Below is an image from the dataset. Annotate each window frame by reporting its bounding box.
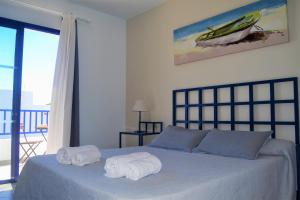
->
[0,16,59,184]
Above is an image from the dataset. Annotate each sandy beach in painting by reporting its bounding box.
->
[174,4,288,65]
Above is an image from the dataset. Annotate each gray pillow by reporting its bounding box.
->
[149,125,208,152]
[193,129,272,159]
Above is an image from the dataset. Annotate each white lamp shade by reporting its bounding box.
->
[132,100,148,112]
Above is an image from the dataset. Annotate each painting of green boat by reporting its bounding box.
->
[173,0,289,65]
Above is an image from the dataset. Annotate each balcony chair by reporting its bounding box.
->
[19,123,44,163]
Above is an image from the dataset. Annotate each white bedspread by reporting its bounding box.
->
[13,146,296,200]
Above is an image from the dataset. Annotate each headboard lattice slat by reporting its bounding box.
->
[173,77,299,143]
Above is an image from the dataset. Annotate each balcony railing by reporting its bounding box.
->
[0,109,49,135]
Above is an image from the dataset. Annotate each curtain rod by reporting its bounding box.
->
[8,0,91,23]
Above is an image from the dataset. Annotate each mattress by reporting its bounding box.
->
[13,146,295,200]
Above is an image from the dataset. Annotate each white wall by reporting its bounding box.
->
[0,0,126,149]
[126,0,300,145]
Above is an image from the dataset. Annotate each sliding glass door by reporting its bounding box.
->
[0,17,59,184]
[19,28,59,166]
[0,23,23,184]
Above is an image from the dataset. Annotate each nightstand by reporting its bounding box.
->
[119,121,163,148]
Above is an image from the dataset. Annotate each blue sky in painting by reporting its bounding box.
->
[174,0,287,40]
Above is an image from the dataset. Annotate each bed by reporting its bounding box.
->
[14,145,295,200]
[13,77,300,200]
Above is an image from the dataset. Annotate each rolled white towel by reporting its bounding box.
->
[56,145,99,165]
[126,154,162,181]
[104,152,151,178]
[71,149,101,166]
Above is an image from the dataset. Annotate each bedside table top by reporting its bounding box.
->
[120,131,160,135]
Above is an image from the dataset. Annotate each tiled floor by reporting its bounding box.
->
[0,184,13,200]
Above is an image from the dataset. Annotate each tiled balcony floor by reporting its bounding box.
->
[0,164,24,181]
[0,135,47,184]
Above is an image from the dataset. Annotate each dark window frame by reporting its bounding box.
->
[0,16,59,184]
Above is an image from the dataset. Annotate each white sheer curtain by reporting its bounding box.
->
[47,14,76,154]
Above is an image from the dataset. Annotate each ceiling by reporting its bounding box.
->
[67,0,167,19]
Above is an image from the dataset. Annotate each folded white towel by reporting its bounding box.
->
[104,152,152,178]
[126,155,162,181]
[104,152,162,180]
[56,145,100,165]
[71,149,101,166]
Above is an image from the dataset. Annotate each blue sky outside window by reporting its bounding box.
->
[0,27,59,106]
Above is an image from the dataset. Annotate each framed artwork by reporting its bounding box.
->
[173,0,289,65]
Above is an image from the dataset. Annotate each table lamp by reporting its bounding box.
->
[132,100,148,132]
